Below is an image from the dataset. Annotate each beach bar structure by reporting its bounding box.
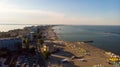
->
[0,38,22,51]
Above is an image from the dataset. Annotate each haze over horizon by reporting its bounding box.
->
[0,0,120,25]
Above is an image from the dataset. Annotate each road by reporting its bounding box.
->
[36,52,47,67]
[35,43,47,67]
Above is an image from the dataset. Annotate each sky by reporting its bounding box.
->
[0,0,120,25]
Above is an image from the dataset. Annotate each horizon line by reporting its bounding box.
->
[0,23,120,26]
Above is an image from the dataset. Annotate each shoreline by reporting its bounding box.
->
[51,26,120,55]
[51,27,108,56]
[51,27,104,52]
[46,26,119,67]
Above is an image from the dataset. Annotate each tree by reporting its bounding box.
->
[38,33,42,39]
[37,39,44,51]
[33,34,37,39]
[23,38,30,50]
[38,39,44,45]
[43,51,51,59]
[29,47,36,54]
[37,27,40,33]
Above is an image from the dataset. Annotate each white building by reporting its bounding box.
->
[0,38,22,51]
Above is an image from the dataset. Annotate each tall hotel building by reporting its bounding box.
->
[0,38,22,51]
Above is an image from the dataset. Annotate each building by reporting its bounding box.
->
[0,38,22,51]
[29,32,34,41]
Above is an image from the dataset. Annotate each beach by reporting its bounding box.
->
[44,26,118,67]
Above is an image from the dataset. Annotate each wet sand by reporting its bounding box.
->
[45,27,117,67]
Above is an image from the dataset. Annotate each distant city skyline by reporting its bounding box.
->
[0,0,120,25]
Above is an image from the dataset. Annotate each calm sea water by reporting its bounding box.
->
[53,25,120,55]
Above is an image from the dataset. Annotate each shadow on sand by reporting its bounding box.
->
[46,50,80,67]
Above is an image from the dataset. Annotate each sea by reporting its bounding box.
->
[53,25,120,55]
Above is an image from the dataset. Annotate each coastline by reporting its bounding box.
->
[51,26,105,52]
[52,26,120,57]
[51,26,120,55]
[46,26,119,67]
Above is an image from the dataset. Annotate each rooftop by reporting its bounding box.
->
[0,37,21,40]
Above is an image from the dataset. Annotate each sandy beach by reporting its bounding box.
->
[44,26,118,67]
